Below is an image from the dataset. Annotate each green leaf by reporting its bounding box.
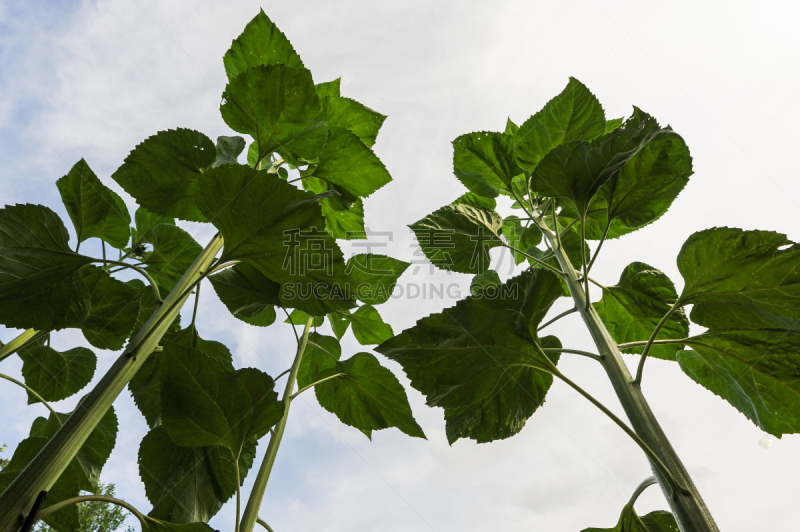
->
[502,216,542,265]
[596,129,692,235]
[309,126,392,199]
[328,310,351,340]
[129,326,232,428]
[139,426,255,524]
[300,174,367,239]
[220,65,327,165]
[223,9,304,80]
[315,78,340,98]
[470,269,501,297]
[19,344,95,403]
[452,131,521,198]
[350,305,394,345]
[160,341,284,454]
[409,204,503,274]
[148,520,220,532]
[314,352,425,439]
[677,228,800,329]
[285,309,324,327]
[582,507,679,532]
[320,95,387,148]
[141,224,203,293]
[209,262,280,327]
[514,77,606,172]
[297,332,341,388]
[679,328,800,437]
[531,108,662,217]
[346,253,408,305]
[195,164,355,315]
[451,192,497,210]
[594,262,689,360]
[504,118,519,135]
[131,206,175,250]
[112,128,215,222]
[0,204,93,330]
[78,266,142,350]
[212,135,246,168]
[604,117,624,134]
[377,269,564,443]
[56,158,131,249]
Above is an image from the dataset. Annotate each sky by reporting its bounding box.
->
[1,0,799,531]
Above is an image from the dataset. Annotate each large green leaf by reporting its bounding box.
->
[308,126,392,200]
[78,266,142,350]
[350,304,394,345]
[409,204,503,274]
[160,341,284,455]
[112,128,215,222]
[195,164,355,315]
[582,507,679,532]
[19,344,95,403]
[220,65,327,165]
[139,426,255,524]
[0,204,93,330]
[594,262,689,361]
[679,328,800,437]
[452,131,521,198]
[209,262,280,327]
[313,352,425,439]
[346,253,408,305]
[129,327,233,428]
[377,269,564,443]
[320,94,387,148]
[677,228,800,329]
[514,77,606,172]
[223,9,304,80]
[531,108,661,217]
[141,224,203,293]
[56,158,131,249]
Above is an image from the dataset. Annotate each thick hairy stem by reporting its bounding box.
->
[239,317,314,532]
[0,234,224,532]
[534,214,719,532]
[36,495,150,531]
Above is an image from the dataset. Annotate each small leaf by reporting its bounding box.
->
[679,328,800,437]
[209,263,280,327]
[131,206,175,248]
[377,269,564,443]
[328,310,351,340]
[503,216,542,265]
[594,262,689,360]
[346,254,408,305]
[56,158,131,249]
[451,192,497,210]
[297,332,341,388]
[514,77,606,172]
[504,118,519,135]
[141,224,203,293]
[315,78,340,98]
[112,128,216,222]
[314,352,425,439]
[220,65,327,165]
[212,135,246,168]
[0,204,93,330]
[139,426,254,524]
[350,305,393,345]
[19,344,96,403]
[453,131,521,198]
[320,95,387,147]
[604,117,624,134]
[409,204,503,274]
[285,309,324,327]
[223,9,304,80]
[309,126,392,199]
[470,269,501,297]
[531,108,662,217]
[301,174,367,239]
[677,228,800,329]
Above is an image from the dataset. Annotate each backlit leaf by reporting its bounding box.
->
[453,131,521,197]
[223,9,304,80]
[19,344,95,403]
[212,135,247,168]
[350,305,393,345]
[320,95,387,147]
[209,262,280,327]
[346,253,408,305]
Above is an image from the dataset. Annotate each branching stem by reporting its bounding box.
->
[93,259,162,304]
[256,518,275,532]
[290,373,345,399]
[629,476,658,508]
[586,220,611,276]
[537,307,577,332]
[541,348,603,362]
[633,301,683,386]
[36,495,150,531]
[503,244,564,278]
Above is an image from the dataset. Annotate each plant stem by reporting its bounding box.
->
[36,495,150,531]
[93,259,162,304]
[503,244,564,277]
[540,348,603,362]
[239,317,314,532]
[629,476,658,508]
[256,518,275,532]
[235,462,241,532]
[0,374,60,421]
[0,329,42,363]
[290,373,345,399]
[190,282,202,329]
[633,301,682,386]
[537,307,577,332]
[533,211,719,532]
[586,220,612,276]
[617,339,688,350]
[0,234,224,532]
